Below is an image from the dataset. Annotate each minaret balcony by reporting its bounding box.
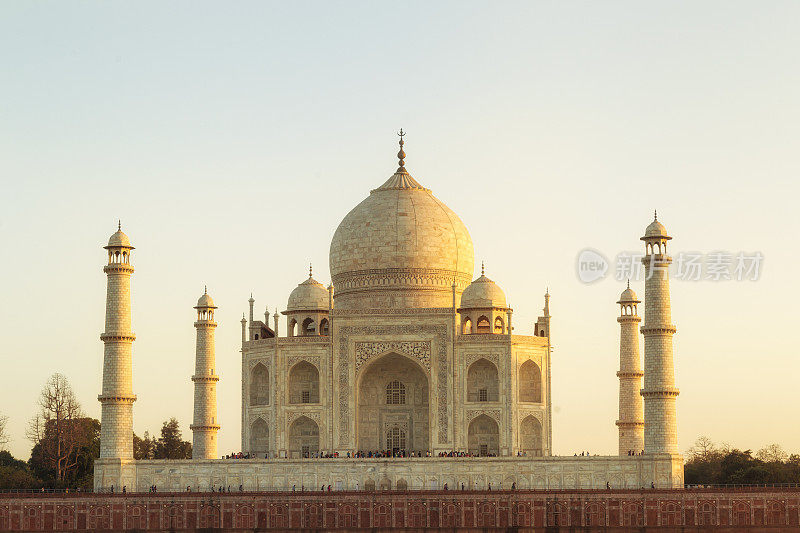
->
[98,393,137,403]
[640,387,680,398]
[639,325,677,335]
[192,374,220,382]
[100,333,136,341]
[103,263,134,274]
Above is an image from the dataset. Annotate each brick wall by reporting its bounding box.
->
[1,488,798,531]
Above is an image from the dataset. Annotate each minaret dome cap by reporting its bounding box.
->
[195,290,217,309]
[641,213,671,241]
[617,286,640,304]
[105,228,134,249]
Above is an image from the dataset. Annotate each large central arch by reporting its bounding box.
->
[356,352,429,453]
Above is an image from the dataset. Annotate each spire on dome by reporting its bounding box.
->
[309,263,313,278]
[481,261,485,276]
[654,209,658,221]
[204,285,207,294]
[627,279,630,289]
[118,220,121,231]
[397,128,406,172]
[373,130,429,192]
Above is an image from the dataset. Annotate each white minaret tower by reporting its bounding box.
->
[99,222,137,459]
[640,212,679,454]
[616,280,644,455]
[190,287,220,459]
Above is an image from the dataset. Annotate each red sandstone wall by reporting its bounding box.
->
[0,488,798,531]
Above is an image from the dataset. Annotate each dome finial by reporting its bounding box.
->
[118,219,121,231]
[204,285,207,294]
[481,261,485,276]
[397,128,406,172]
[627,278,630,289]
[309,263,313,278]
[654,209,658,221]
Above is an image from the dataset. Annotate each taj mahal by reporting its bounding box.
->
[94,134,683,492]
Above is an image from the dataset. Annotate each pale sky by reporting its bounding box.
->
[1,1,799,460]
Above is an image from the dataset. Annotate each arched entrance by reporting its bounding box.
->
[519,415,543,456]
[250,418,268,456]
[288,416,319,458]
[468,414,499,456]
[357,353,429,453]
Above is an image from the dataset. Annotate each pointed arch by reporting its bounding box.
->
[519,415,543,456]
[250,417,268,456]
[462,317,472,334]
[519,360,542,403]
[494,316,504,333]
[467,358,499,402]
[468,414,499,456]
[288,415,319,458]
[250,363,269,406]
[289,361,319,404]
[476,315,491,333]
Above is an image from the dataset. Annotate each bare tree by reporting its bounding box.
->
[756,443,788,463]
[686,436,716,460]
[26,373,86,482]
[0,413,9,449]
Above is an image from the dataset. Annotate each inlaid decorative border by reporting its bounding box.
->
[286,356,320,371]
[355,341,431,374]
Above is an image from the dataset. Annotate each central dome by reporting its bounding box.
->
[329,140,474,309]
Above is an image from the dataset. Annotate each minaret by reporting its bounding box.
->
[98,222,137,459]
[616,280,644,455]
[640,211,679,454]
[248,294,255,340]
[191,287,220,459]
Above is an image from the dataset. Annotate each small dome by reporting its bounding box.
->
[287,276,329,312]
[617,286,639,304]
[460,274,507,309]
[196,291,216,309]
[106,229,133,248]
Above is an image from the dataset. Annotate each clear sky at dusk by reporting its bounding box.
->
[1,1,799,460]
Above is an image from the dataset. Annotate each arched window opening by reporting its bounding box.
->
[386,380,406,405]
[467,414,499,456]
[288,319,297,337]
[539,329,545,337]
[250,418,268,456]
[519,360,542,403]
[319,318,329,335]
[302,318,316,336]
[519,415,543,456]
[462,317,472,335]
[288,416,319,458]
[476,316,491,334]
[494,316,504,333]
[467,359,499,402]
[386,426,406,454]
[289,361,319,404]
[250,363,269,406]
